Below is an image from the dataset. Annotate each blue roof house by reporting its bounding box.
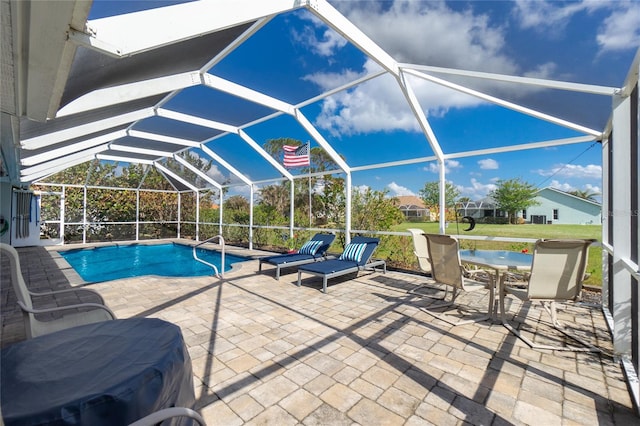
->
[524,187,601,225]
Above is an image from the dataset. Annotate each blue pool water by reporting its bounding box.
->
[59,243,248,282]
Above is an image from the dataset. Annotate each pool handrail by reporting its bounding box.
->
[193,235,225,278]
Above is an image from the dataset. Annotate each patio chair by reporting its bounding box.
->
[259,233,335,280]
[407,228,431,274]
[499,239,599,352]
[420,234,494,326]
[0,243,116,339]
[296,236,386,293]
[408,229,488,298]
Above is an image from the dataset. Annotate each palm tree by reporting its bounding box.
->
[569,189,600,202]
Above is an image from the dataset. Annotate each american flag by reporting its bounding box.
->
[283,143,310,168]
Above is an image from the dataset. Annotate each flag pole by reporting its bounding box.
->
[307,141,312,227]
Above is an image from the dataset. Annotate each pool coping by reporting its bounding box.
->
[47,238,273,286]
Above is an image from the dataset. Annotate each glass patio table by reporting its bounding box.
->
[459,249,533,318]
[459,249,533,272]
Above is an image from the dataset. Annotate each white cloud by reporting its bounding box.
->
[424,160,462,174]
[387,182,415,196]
[584,183,601,194]
[305,1,523,135]
[478,158,499,170]
[513,0,588,32]
[312,67,423,136]
[204,164,227,184]
[354,184,370,195]
[341,1,518,73]
[534,163,602,179]
[513,0,640,53]
[549,180,575,192]
[291,15,347,57]
[458,178,497,200]
[597,4,640,52]
[302,1,639,136]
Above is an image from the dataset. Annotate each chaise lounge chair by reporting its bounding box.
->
[296,236,386,293]
[0,242,116,338]
[259,233,335,280]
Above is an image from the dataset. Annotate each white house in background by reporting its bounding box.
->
[524,187,601,225]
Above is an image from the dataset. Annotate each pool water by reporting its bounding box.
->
[59,243,247,282]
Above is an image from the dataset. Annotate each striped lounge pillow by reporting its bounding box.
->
[339,243,367,262]
[298,240,322,255]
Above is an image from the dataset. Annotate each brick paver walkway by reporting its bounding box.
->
[1,242,637,425]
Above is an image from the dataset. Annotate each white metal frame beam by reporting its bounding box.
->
[238,130,294,180]
[203,73,295,114]
[399,63,620,96]
[108,144,175,159]
[21,145,107,178]
[57,72,202,117]
[154,162,198,192]
[127,130,202,148]
[20,129,127,167]
[70,0,307,57]
[173,154,223,190]
[609,92,633,357]
[308,0,398,75]
[21,108,155,150]
[200,144,252,187]
[21,154,96,183]
[403,68,603,138]
[96,154,154,165]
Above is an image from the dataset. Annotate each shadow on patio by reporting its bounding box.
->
[1,245,637,425]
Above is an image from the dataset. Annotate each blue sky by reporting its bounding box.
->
[89,1,640,202]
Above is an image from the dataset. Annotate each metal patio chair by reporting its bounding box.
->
[0,243,116,338]
[420,234,494,326]
[498,239,599,352]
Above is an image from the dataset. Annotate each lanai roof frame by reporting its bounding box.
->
[2,3,640,411]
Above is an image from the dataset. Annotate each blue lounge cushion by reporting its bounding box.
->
[298,240,322,255]
[339,243,367,262]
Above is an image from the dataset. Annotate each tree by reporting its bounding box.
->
[317,175,346,229]
[352,189,404,232]
[489,178,540,224]
[259,184,290,217]
[569,189,600,202]
[418,181,460,220]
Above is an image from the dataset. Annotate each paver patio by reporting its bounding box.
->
[1,242,637,425]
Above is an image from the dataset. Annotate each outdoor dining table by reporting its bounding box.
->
[459,249,533,317]
[1,317,195,426]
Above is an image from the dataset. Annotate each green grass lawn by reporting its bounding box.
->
[391,222,603,286]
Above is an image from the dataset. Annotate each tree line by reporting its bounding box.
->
[34,137,599,244]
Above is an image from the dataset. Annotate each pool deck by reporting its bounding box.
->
[1,241,637,425]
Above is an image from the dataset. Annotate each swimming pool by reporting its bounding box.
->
[59,243,248,282]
